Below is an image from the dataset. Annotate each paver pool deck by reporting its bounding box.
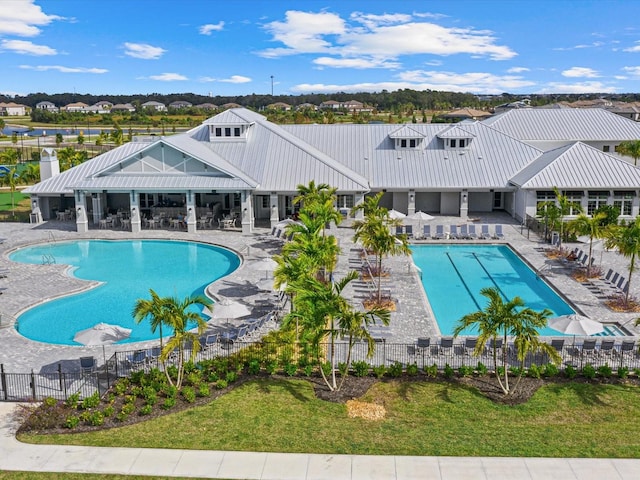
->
[0,215,638,479]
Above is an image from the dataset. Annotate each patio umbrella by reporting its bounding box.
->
[548,314,604,336]
[73,322,132,346]
[204,297,251,326]
[387,209,406,220]
[407,210,435,230]
[246,257,278,273]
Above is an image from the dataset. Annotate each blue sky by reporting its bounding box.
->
[1,0,640,97]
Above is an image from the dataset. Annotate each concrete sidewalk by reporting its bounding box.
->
[1,404,638,479]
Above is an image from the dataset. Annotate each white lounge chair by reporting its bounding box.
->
[449,225,460,239]
[494,224,505,239]
[480,224,491,239]
[468,224,478,239]
[459,224,469,239]
[422,224,431,239]
[433,225,445,239]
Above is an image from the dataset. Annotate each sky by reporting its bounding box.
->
[1,0,640,97]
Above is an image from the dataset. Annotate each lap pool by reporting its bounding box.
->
[410,244,575,336]
[10,240,240,345]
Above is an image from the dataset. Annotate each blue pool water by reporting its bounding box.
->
[410,245,575,336]
[10,240,240,345]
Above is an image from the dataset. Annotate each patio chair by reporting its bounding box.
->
[488,337,503,355]
[467,224,478,239]
[598,339,616,359]
[494,224,505,239]
[433,225,445,239]
[79,356,96,375]
[439,337,454,355]
[127,350,147,370]
[601,268,613,284]
[618,340,636,361]
[147,346,162,366]
[580,339,597,358]
[449,225,460,239]
[200,334,219,350]
[405,225,413,239]
[459,224,469,239]
[464,337,477,355]
[608,272,620,289]
[480,224,491,239]
[416,337,431,354]
[550,339,565,360]
[422,224,431,239]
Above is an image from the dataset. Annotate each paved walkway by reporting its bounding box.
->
[1,402,639,479]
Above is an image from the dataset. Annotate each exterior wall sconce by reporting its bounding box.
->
[409,194,414,202]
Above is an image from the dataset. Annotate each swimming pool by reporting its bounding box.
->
[410,244,575,336]
[10,240,240,345]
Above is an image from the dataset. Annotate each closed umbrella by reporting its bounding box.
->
[73,322,132,345]
[548,314,604,336]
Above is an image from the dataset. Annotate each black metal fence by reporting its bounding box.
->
[3,338,639,402]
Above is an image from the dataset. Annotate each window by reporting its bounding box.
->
[409,139,416,148]
[603,145,610,153]
[613,191,634,216]
[233,193,241,208]
[400,139,407,148]
[224,127,231,137]
[450,139,457,148]
[215,127,222,137]
[261,196,270,209]
[564,191,583,215]
[587,191,609,215]
[536,191,555,213]
[459,139,466,148]
[234,127,241,137]
[337,194,354,209]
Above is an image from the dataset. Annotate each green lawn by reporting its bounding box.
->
[0,190,29,210]
[20,378,640,458]
[0,474,208,480]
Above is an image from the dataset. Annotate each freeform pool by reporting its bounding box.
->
[10,240,240,345]
[410,244,575,336]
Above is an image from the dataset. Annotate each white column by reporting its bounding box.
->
[269,192,279,229]
[130,191,141,233]
[91,194,103,225]
[74,191,88,233]
[242,191,253,235]
[354,192,365,219]
[186,190,196,233]
[460,190,468,220]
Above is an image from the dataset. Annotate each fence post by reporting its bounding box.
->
[1,364,6,401]
[58,364,63,391]
[30,370,36,401]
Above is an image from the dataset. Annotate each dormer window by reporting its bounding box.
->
[437,125,475,151]
[389,126,425,150]
[210,123,249,140]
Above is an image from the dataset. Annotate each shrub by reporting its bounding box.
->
[597,363,612,378]
[162,397,176,410]
[321,362,332,378]
[443,364,454,379]
[266,360,279,375]
[139,404,153,416]
[163,385,178,399]
[338,362,349,376]
[283,362,297,377]
[565,364,577,379]
[248,359,261,375]
[527,364,542,379]
[406,363,419,376]
[64,415,79,429]
[225,371,238,383]
[186,371,202,387]
[207,371,219,383]
[215,379,228,390]
[103,405,114,418]
[424,363,438,378]
[198,384,210,397]
[166,365,179,380]
[634,368,640,377]
[121,403,136,415]
[113,379,129,396]
[372,365,386,379]
[388,362,403,378]
[458,365,474,377]
[618,366,629,379]
[181,386,196,403]
[81,392,100,410]
[582,364,596,380]
[130,370,145,385]
[43,397,57,408]
[303,364,314,377]
[475,362,488,376]
[88,411,104,426]
[352,361,369,377]
[142,386,157,406]
[130,386,143,397]
[509,366,524,377]
[116,412,128,422]
[543,363,559,378]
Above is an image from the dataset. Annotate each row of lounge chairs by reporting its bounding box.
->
[398,223,505,240]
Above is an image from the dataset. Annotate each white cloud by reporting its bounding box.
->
[291,70,535,95]
[199,22,225,35]
[623,42,640,52]
[507,66,530,73]
[19,64,107,73]
[258,10,516,64]
[220,75,251,83]
[0,0,63,37]
[147,72,188,81]
[561,67,600,78]
[536,82,617,94]
[0,39,56,55]
[554,41,605,51]
[123,42,166,60]
[622,66,640,77]
[313,56,401,69]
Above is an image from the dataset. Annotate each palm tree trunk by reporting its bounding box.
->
[625,252,636,306]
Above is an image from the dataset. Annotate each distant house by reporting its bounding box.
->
[0,102,28,116]
[35,101,58,112]
[440,108,493,121]
[110,103,135,113]
[319,100,340,110]
[267,102,291,111]
[195,103,217,111]
[169,101,192,109]
[222,102,241,109]
[63,102,89,113]
[320,99,372,113]
[142,101,167,112]
[493,99,531,114]
[296,103,318,111]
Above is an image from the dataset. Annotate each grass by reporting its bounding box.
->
[0,474,210,480]
[20,377,640,458]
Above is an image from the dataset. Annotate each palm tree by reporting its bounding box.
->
[453,287,560,396]
[604,217,640,306]
[132,290,208,388]
[0,166,23,218]
[294,181,341,236]
[553,187,582,247]
[568,212,606,276]
[20,163,39,184]
[617,140,640,166]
